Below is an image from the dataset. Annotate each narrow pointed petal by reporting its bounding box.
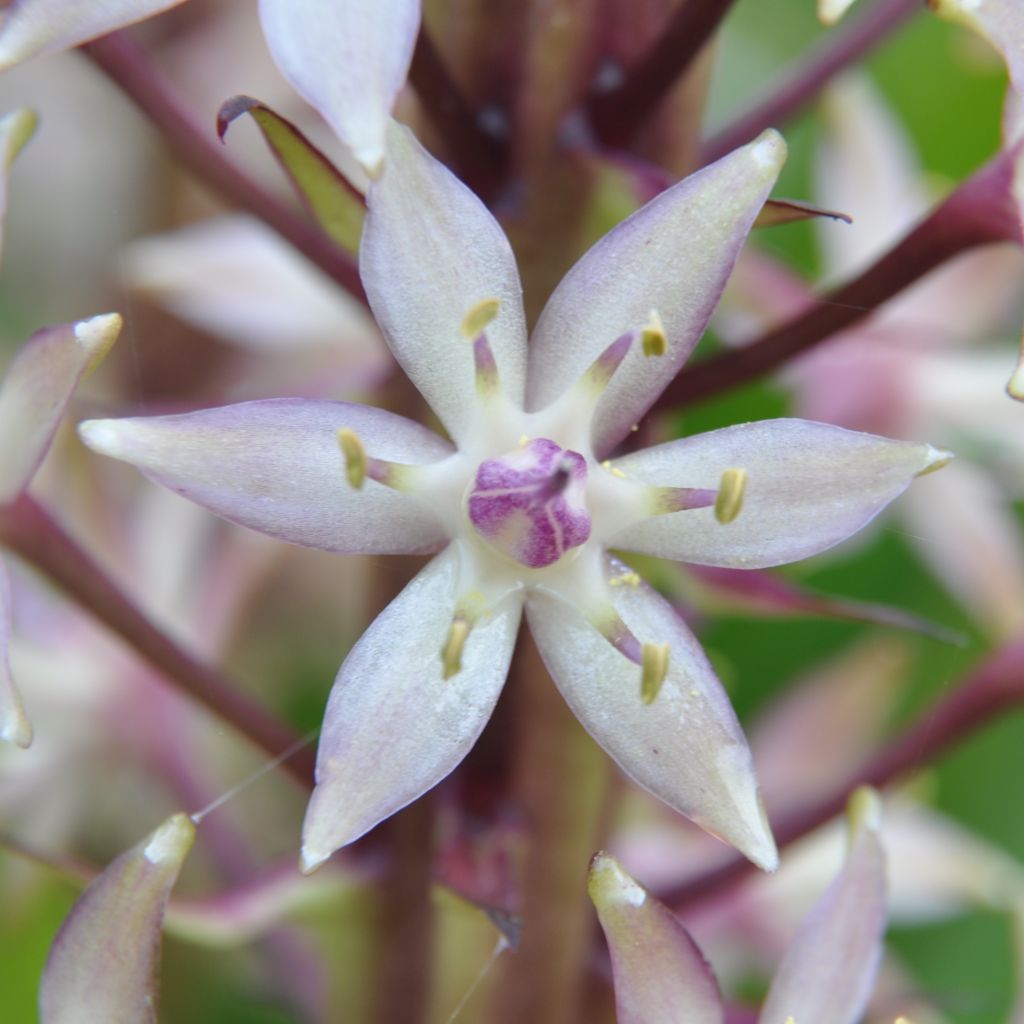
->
[589,853,725,1024]
[527,558,777,870]
[526,131,786,455]
[39,813,196,1024]
[301,548,522,870]
[361,122,528,442]
[258,0,420,179]
[0,1,186,69]
[0,557,31,747]
[79,399,453,555]
[759,790,887,1024]
[610,419,950,569]
[0,108,36,267]
[0,313,121,503]
[217,96,364,253]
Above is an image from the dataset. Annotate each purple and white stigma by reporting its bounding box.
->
[467,438,591,568]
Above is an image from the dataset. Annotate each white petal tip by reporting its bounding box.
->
[77,419,122,456]
[74,313,122,374]
[1007,365,1024,401]
[916,445,955,477]
[589,853,648,907]
[142,814,195,865]
[355,141,386,182]
[750,129,787,171]
[299,846,330,875]
[817,0,857,25]
[1,716,32,748]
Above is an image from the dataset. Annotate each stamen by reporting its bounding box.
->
[641,310,667,357]
[714,467,748,524]
[441,617,470,679]
[584,331,634,392]
[650,485,717,515]
[460,298,501,340]
[338,428,367,489]
[336,428,416,491]
[641,643,670,704]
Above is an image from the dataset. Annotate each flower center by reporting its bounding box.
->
[467,438,591,569]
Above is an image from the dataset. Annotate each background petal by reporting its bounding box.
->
[527,558,777,870]
[610,418,948,569]
[79,398,453,555]
[39,813,195,1024]
[301,547,522,869]
[759,790,887,1024]
[526,130,786,455]
[589,852,725,1024]
[361,122,528,443]
[0,313,121,503]
[0,0,186,69]
[0,556,31,747]
[258,0,420,178]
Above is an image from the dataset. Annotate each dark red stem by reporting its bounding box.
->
[588,0,738,148]
[82,32,366,305]
[0,494,315,786]
[658,145,1024,408]
[662,634,1024,910]
[702,0,920,164]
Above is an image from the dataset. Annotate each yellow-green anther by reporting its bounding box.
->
[460,298,501,340]
[337,428,367,489]
[641,310,667,358]
[640,642,670,704]
[714,467,748,524]
[1008,339,1024,401]
[441,618,470,679]
[845,785,881,847]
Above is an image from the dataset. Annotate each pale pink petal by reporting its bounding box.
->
[589,852,725,1024]
[0,0,186,69]
[899,460,1024,639]
[0,108,36,268]
[258,0,420,178]
[301,547,523,870]
[527,558,777,870]
[0,556,31,747]
[526,130,786,456]
[610,419,950,569]
[360,122,528,443]
[39,813,195,1024]
[759,789,886,1024]
[79,399,453,555]
[815,75,925,281]
[0,313,121,503]
[930,0,1024,142]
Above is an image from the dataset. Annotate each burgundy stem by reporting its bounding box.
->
[662,634,1024,911]
[701,0,919,164]
[0,494,315,787]
[658,145,1024,408]
[588,0,738,148]
[408,27,505,197]
[82,32,366,305]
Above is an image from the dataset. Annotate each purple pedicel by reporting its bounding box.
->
[468,438,591,568]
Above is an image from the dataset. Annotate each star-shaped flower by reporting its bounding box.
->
[80,122,949,874]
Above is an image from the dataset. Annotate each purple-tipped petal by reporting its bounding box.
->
[0,313,121,503]
[759,788,887,1024]
[0,556,31,747]
[527,557,777,870]
[258,0,420,179]
[526,131,786,455]
[39,813,196,1024]
[79,399,453,555]
[361,122,528,443]
[589,852,725,1024]
[0,0,186,69]
[610,419,951,569]
[0,108,36,267]
[301,547,523,871]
